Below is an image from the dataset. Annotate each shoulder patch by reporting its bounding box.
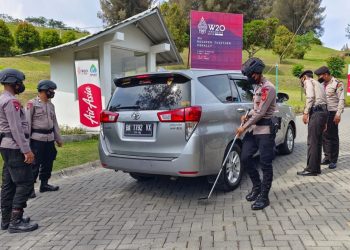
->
[26,101,33,109]
[337,82,343,88]
[12,100,21,111]
[261,87,269,101]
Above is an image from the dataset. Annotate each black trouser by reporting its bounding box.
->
[31,140,57,182]
[0,149,33,210]
[241,132,275,194]
[323,111,339,163]
[306,110,328,173]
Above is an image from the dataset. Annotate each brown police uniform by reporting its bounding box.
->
[303,78,328,173]
[322,77,345,164]
[0,90,33,211]
[241,77,277,201]
[26,97,62,183]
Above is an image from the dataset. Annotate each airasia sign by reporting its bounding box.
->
[75,60,102,128]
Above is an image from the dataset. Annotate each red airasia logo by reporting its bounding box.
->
[77,83,102,127]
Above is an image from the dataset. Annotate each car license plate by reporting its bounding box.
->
[124,123,153,137]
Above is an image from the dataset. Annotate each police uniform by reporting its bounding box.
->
[0,68,38,233]
[240,57,277,210]
[315,67,345,168]
[297,70,328,176]
[26,81,62,193]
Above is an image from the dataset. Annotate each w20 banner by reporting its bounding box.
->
[190,10,243,70]
[75,60,103,128]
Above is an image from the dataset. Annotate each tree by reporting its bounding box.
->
[0,20,14,56]
[271,0,325,36]
[62,30,77,43]
[160,2,189,53]
[15,22,41,53]
[326,56,345,78]
[25,16,47,27]
[98,0,153,25]
[41,30,61,49]
[272,25,295,63]
[292,64,304,78]
[292,31,314,59]
[243,18,279,58]
[346,24,350,40]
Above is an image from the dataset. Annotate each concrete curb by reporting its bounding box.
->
[50,160,102,181]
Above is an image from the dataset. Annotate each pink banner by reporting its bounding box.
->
[190,10,243,70]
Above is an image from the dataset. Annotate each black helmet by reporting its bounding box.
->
[37,80,57,91]
[242,57,265,77]
[0,68,25,84]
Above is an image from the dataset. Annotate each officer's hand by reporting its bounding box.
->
[56,141,63,147]
[334,115,341,125]
[302,114,309,124]
[240,115,248,124]
[24,151,35,164]
[235,126,246,137]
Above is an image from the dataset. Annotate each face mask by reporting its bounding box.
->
[300,78,305,88]
[247,75,258,85]
[14,82,25,94]
[46,90,55,99]
[318,77,325,83]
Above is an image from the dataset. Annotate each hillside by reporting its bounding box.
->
[0,45,348,111]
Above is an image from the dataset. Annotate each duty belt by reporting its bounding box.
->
[256,118,271,126]
[311,104,327,112]
[32,128,54,134]
[0,132,29,139]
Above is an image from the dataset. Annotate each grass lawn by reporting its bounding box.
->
[0,138,100,181]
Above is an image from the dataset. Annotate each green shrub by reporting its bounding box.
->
[326,56,345,78]
[0,20,14,56]
[61,30,77,43]
[59,125,86,135]
[41,29,61,49]
[292,64,304,78]
[15,22,41,53]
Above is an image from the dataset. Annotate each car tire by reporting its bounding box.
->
[129,172,154,182]
[217,143,243,192]
[278,124,295,155]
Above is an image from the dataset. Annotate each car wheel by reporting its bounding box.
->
[278,124,294,155]
[129,172,154,182]
[217,143,243,191]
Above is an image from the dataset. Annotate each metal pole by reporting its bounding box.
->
[275,63,279,95]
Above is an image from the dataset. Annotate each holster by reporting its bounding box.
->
[270,116,281,134]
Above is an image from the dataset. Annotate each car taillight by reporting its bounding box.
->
[100,110,119,123]
[158,106,202,140]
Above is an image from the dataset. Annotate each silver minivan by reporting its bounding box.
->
[99,70,296,191]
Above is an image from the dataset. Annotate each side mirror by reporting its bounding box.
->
[277,92,289,103]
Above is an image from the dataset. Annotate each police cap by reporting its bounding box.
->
[37,80,57,91]
[242,57,265,77]
[299,70,313,79]
[314,66,330,76]
[0,68,25,84]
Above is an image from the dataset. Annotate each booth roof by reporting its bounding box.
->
[20,7,183,66]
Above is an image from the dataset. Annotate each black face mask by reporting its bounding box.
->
[318,77,325,83]
[46,90,55,99]
[247,76,258,85]
[14,82,25,94]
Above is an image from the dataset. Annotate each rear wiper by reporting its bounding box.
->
[110,105,141,111]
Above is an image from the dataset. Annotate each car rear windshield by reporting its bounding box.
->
[109,74,191,111]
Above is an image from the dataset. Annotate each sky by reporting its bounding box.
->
[0,0,349,51]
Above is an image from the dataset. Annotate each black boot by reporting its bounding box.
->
[1,208,11,230]
[8,209,38,233]
[251,191,270,210]
[246,185,261,202]
[29,188,36,199]
[40,180,59,192]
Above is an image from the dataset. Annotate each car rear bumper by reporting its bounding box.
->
[98,134,204,177]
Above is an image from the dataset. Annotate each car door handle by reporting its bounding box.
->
[236,108,245,113]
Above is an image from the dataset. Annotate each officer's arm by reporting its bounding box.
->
[304,80,315,114]
[243,86,276,130]
[25,100,34,136]
[336,82,345,116]
[4,100,31,153]
[52,106,62,143]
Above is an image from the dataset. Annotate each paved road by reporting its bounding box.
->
[1,110,350,250]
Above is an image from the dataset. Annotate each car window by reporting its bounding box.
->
[109,77,191,111]
[198,74,239,103]
[234,79,255,102]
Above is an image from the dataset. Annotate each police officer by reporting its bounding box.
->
[314,66,345,169]
[26,80,63,198]
[0,68,38,233]
[236,58,277,210]
[297,70,328,176]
